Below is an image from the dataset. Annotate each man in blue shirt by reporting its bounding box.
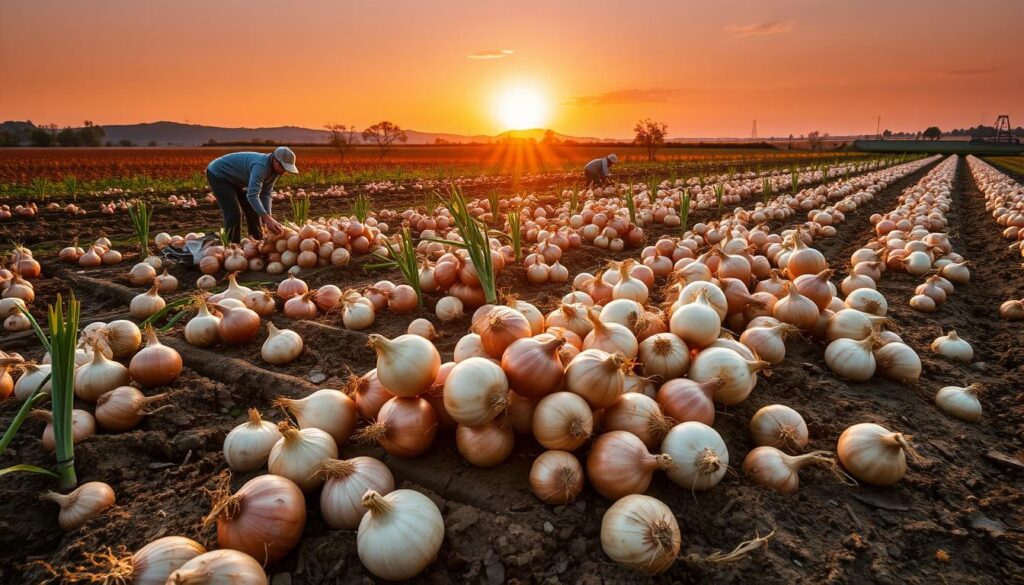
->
[584,153,617,188]
[205,147,298,242]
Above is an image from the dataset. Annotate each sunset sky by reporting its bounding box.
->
[2,0,1021,139]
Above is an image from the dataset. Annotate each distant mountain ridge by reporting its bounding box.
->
[0,120,605,146]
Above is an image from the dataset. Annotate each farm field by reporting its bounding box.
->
[0,145,862,196]
[1,149,1022,585]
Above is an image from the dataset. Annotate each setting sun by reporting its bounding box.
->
[495,85,549,131]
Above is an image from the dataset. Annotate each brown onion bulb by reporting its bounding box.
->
[456,420,515,467]
[500,336,565,399]
[41,481,115,530]
[749,404,809,452]
[655,378,719,426]
[357,396,438,457]
[345,369,394,420]
[95,386,167,432]
[532,392,593,450]
[473,305,532,359]
[587,430,673,500]
[603,393,674,450]
[129,327,183,388]
[215,304,261,345]
[529,450,584,504]
[209,474,306,564]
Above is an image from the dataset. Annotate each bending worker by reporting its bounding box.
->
[584,153,618,187]
[205,147,299,243]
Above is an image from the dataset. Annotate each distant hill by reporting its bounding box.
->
[0,120,605,146]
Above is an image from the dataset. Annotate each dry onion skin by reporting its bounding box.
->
[934,383,983,422]
[40,481,116,530]
[532,392,594,451]
[318,457,396,530]
[207,474,306,565]
[273,388,357,446]
[223,409,282,473]
[660,421,729,491]
[368,333,441,397]
[586,430,672,500]
[268,421,339,492]
[600,494,681,575]
[167,549,266,585]
[129,536,207,585]
[529,450,585,504]
[455,420,515,467]
[743,447,847,494]
[837,423,918,486]
[357,489,445,581]
[748,404,809,452]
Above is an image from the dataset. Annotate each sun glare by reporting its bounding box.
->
[495,85,548,131]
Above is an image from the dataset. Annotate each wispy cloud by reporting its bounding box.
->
[569,88,682,106]
[726,21,795,37]
[467,49,514,60]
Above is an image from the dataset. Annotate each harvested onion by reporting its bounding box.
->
[129,327,182,388]
[660,421,728,491]
[167,549,266,585]
[41,481,115,530]
[837,422,916,486]
[600,494,680,575]
[743,447,845,493]
[587,430,672,500]
[935,383,983,422]
[318,457,395,530]
[223,409,282,472]
[268,421,338,491]
[208,474,305,564]
[529,450,584,504]
[368,333,440,397]
[358,489,444,581]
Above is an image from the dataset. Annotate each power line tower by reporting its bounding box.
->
[875,116,881,139]
[993,115,1018,144]
[750,120,758,142]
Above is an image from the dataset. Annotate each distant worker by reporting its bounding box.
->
[584,153,618,188]
[205,147,299,243]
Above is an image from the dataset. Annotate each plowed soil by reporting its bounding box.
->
[1,156,1022,585]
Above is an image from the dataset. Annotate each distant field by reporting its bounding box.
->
[0,144,859,195]
[987,156,1024,177]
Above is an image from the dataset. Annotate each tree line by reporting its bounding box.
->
[0,121,118,147]
[879,124,1024,141]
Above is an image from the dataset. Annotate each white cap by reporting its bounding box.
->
[274,146,299,173]
[608,153,619,163]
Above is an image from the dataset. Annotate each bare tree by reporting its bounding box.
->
[633,119,668,161]
[324,123,359,162]
[362,121,407,157]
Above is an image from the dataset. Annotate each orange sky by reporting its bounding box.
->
[2,0,1021,138]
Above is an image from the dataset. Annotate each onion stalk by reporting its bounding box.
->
[436,185,498,304]
[6,295,80,487]
[367,227,423,306]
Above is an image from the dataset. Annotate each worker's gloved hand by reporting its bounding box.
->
[261,215,284,235]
